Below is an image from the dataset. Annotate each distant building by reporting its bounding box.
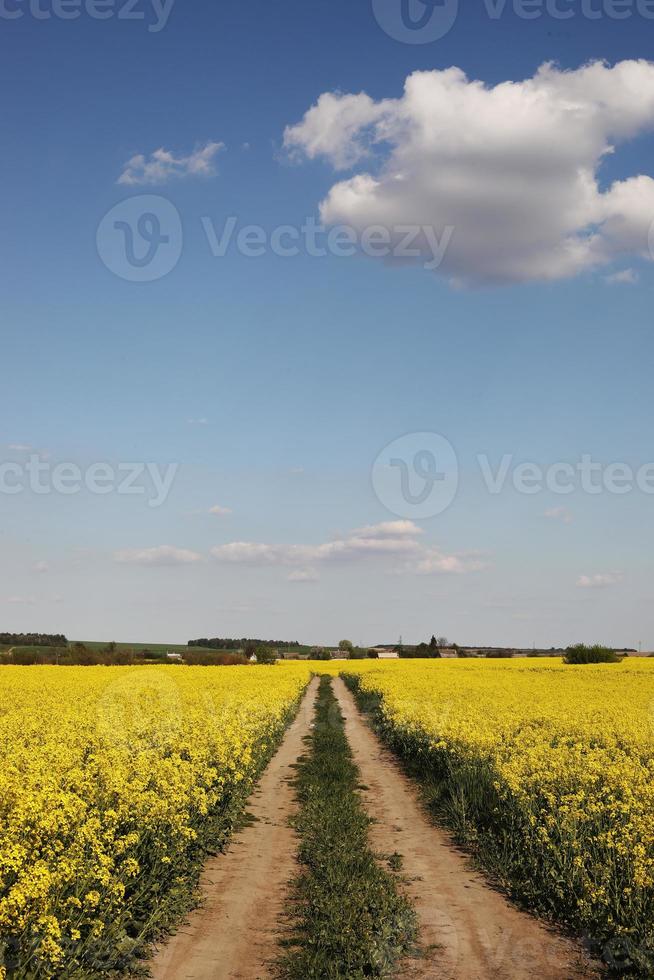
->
[370,648,399,659]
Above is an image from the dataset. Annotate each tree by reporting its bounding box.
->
[563,644,622,665]
[253,645,277,665]
[338,639,354,653]
[426,636,442,659]
[311,646,332,661]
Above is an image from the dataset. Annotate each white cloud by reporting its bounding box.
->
[605,268,639,285]
[5,595,36,605]
[118,141,224,186]
[32,561,49,573]
[210,523,481,577]
[351,520,423,538]
[285,91,385,169]
[285,60,654,286]
[209,504,232,516]
[114,545,203,566]
[210,542,282,564]
[187,417,209,425]
[210,535,420,565]
[544,507,573,524]
[288,568,320,582]
[413,549,487,575]
[315,536,421,559]
[8,443,32,452]
[577,572,623,589]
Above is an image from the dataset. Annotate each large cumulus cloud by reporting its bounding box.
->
[284,60,654,285]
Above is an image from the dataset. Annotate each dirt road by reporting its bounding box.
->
[148,677,319,980]
[332,677,599,980]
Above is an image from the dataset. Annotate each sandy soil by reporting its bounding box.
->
[147,677,319,980]
[332,677,600,980]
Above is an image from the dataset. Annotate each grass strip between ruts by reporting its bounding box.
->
[279,675,416,979]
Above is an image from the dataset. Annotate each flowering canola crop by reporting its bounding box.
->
[0,665,310,977]
[344,658,654,971]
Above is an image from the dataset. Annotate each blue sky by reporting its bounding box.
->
[1,0,653,646]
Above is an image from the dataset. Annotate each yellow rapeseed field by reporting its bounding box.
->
[0,665,311,978]
[3,658,653,975]
[341,657,654,971]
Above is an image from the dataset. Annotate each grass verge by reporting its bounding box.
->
[279,676,416,979]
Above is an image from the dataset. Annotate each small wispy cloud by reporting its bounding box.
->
[114,545,203,566]
[32,561,49,574]
[8,443,32,452]
[577,572,623,589]
[288,568,319,582]
[5,595,36,605]
[413,549,487,575]
[544,506,573,524]
[351,520,423,539]
[187,417,209,426]
[605,268,639,285]
[118,141,224,186]
[209,504,232,516]
[210,542,284,564]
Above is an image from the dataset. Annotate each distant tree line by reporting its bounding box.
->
[0,632,67,647]
[0,642,253,667]
[1,642,153,666]
[188,637,301,650]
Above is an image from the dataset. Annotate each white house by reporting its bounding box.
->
[370,648,399,659]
